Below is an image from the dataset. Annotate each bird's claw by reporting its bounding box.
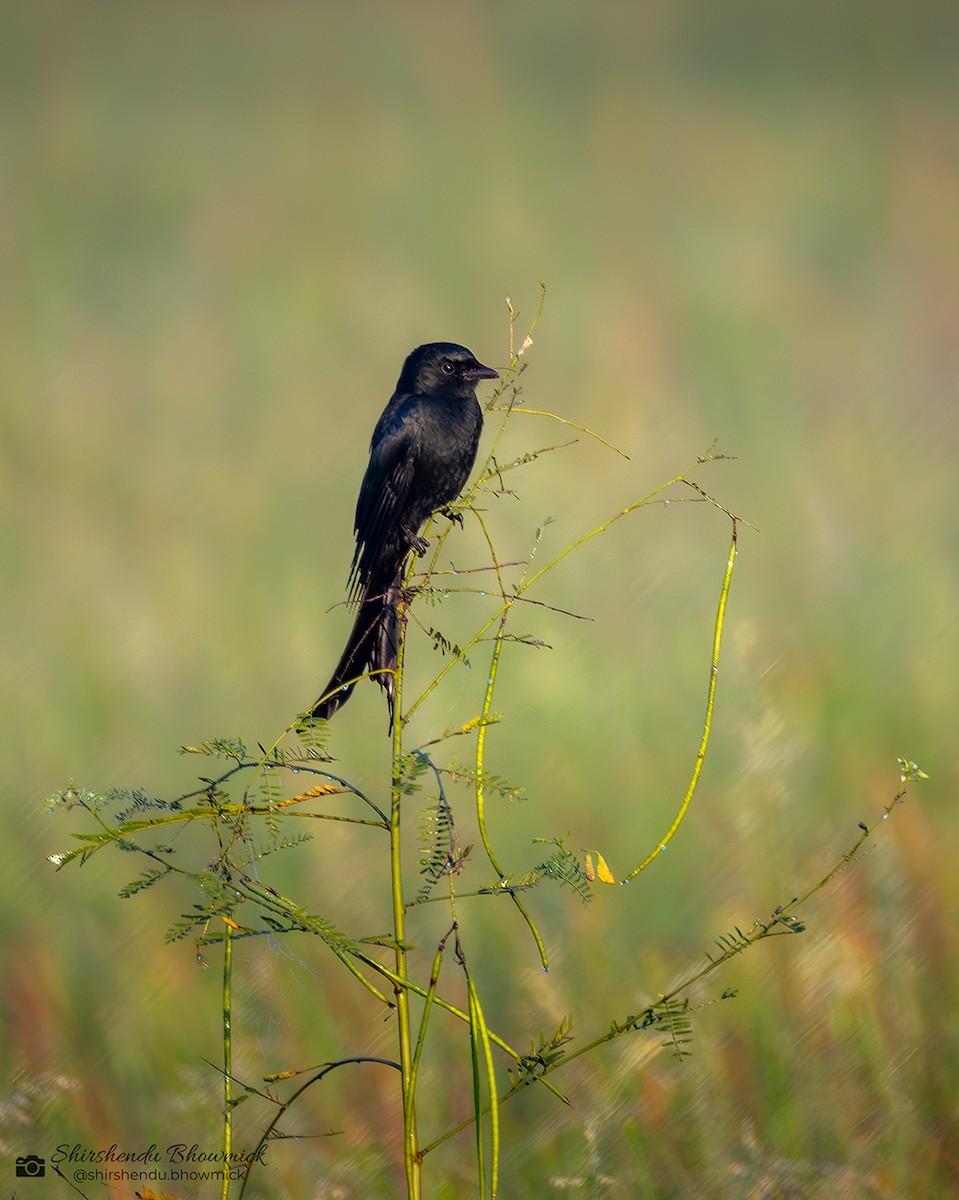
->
[438,505,465,528]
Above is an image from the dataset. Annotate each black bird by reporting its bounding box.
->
[309,343,499,724]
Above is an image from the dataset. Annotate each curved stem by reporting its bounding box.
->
[625,517,739,880]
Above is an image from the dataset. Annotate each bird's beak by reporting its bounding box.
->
[467,360,500,382]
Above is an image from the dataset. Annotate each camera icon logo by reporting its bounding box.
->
[15,1154,46,1178]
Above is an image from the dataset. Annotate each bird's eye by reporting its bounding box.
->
[441,361,455,374]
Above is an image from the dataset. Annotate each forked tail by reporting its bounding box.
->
[308,570,401,725]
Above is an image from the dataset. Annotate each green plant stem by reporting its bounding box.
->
[390,613,421,1200]
[405,930,450,1168]
[475,616,549,969]
[221,926,233,1200]
[462,948,499,1199]
[625,516,739,880]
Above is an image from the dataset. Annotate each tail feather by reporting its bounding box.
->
[309,570,402,725]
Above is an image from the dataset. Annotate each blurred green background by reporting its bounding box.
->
[3,0,958,1196]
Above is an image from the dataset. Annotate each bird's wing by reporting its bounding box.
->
[349,397,420,596]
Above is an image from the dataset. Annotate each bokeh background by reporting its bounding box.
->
[3,1,958,1196]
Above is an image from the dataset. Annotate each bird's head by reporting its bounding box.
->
[398,343,499,398]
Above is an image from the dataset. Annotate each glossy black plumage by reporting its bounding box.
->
[309,343,498,724]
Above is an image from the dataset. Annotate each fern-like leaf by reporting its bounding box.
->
[651,996,694,1059]
[417,800,456,901]
[179,736,248,761]
[530,838,592,904]
[508,1015,574,1088]
[119,867,171,899]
